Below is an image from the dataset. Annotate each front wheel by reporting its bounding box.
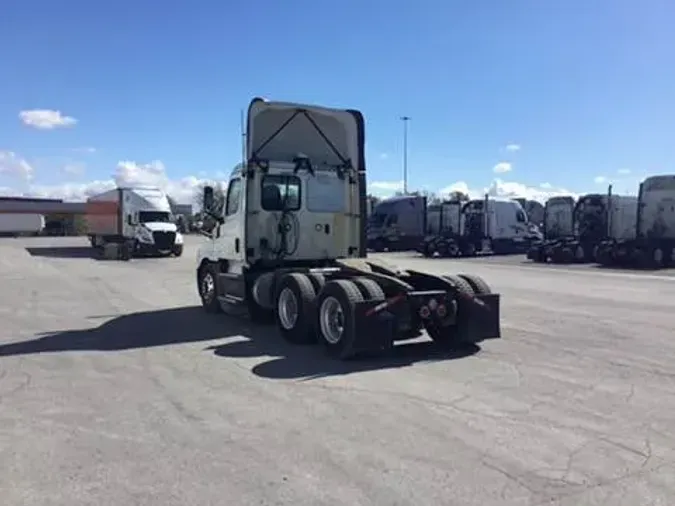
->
[172,244,184,257]
[198,264,222,313]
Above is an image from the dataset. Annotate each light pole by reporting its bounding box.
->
[400,116,411,194]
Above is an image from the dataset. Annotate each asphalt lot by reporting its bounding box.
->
[1,235,675,506]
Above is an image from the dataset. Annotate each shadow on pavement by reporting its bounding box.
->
[209,335,480,380]
[591,263,675,274]
[0,306,256,356]
[0,305,480,379]
[25,246,97,259]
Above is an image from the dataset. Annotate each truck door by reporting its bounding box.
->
[216,176,246,272]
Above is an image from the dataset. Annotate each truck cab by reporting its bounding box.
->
[366,195,427,252]
[196,98,502,360]
[461,197,537,255]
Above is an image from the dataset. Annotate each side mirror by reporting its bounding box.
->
[203,186,214,211]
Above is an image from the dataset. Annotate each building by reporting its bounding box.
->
[0,195,193,236]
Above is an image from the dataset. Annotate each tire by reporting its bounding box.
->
[457,274,492,295]
[423,274,475,347]
[306,273,326,293]
[315,279,364,359]
[173,244,184,257]
[573,245,585,263]
[528,248,541,262]
[463,243,477,257]
[351,277,385,301]
[198,263,222,313]
[446,241,461,258]
[275,273,318,345]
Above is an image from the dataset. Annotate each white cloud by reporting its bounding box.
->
[19,109,77,130]
[72,147,96,154]
[493,162,512,173]
[2,160,220,204]
[617,168,631,175]
[62,162,86,176]
[368,180,404,196]
[1,162,578,207]
[505,144,521,152]
[0,151,34,181]
[438,179,575,203]
[594,176,606,184]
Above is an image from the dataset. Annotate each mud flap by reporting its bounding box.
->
[352,300,398,353]
[458,293,501,343]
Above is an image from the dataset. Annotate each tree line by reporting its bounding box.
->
[193,182,471,216]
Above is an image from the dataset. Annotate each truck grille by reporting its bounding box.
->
[153,231,176,250]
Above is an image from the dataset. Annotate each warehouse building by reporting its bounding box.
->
[0,195,193,236]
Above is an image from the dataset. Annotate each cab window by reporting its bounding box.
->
[225,178,242,216]
[261,174,301,211]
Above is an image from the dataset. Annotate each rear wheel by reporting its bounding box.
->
[316,280,364,359]
[573,245,585,263]
[457,273,491,295]
[275,273,318,345]
[351,277,385,301]
[423,274,475,347]
[305,272,326,293]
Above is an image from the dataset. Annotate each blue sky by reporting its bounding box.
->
[1,0,674,202]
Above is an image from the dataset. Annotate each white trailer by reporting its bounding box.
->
[597,175,675,268]
[195,97,502,360]
[85,187,184,257]
[0,213,45,237]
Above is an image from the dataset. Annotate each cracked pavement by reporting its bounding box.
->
[1,237,675,505]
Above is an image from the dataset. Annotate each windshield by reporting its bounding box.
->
[139,211,172,223]
[368,213,387,227]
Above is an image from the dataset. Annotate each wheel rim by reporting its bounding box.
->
[201,272,215,301]
[277,287,299,330]
[319,296,344,344]
[654,248,663,264]
[576,246,584,260]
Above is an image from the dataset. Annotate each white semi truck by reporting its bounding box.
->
[526,196,576,262]
[596,174,675,268]
[196,98,502,360]
[527,187,637,264]
[422,197,542,257]
[85,187,184,257]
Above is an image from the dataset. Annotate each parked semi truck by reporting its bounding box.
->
[527,187,637,264]
[422,196,541,257]
[512,198,545,227]
[366,195,427,251]
[0,213,45,237]
[526,196,576,262]
[196,97,501,360]
[421,201,464,257]
[85,187,184,257]
[596,174,675,268]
